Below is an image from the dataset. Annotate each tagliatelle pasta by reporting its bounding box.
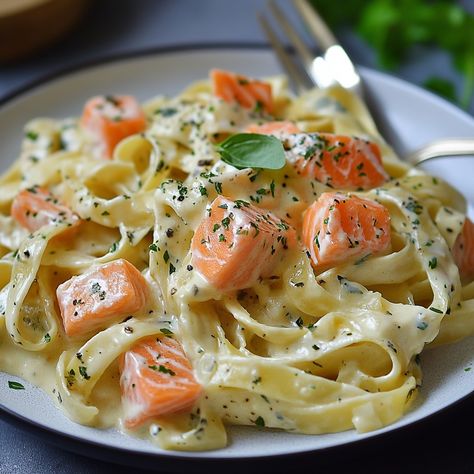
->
[1,70,474,452]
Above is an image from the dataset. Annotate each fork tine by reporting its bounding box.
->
[291,0,362,94]
[268,0,314,71]
[258,13,313,94]
[406,138,474,166]
[291,0,338,51]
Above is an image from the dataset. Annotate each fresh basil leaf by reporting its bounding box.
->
[216,133,286,170]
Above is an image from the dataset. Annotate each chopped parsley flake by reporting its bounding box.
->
[149,364,176,376]
[405,200,423,215]
[155,107,178,117]
[254,416,265,427]
[214,182,223,194]
[8,381,25,390]
[78,366,90,380]
[26,131,38,141]
[221,217,231,229]
[270,180,276,197]
[109,241,119,253]
[159,328,174,336]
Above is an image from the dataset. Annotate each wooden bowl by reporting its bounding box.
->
[0,0,89,63]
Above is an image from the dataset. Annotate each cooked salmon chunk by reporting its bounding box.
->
[285,133,389,190]
[191,196,295,292]
[56,259,148,337]
[120,336,202,428]
[11,185,79,232]
[453,217,474,280]
[211,69,273,114]
[81,95,147,158]
[302,192,391,270]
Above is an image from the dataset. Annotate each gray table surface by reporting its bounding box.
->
[1,1,473,473]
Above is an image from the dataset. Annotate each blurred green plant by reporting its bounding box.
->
[311,0,474,110]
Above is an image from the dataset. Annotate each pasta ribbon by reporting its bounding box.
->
[0,74,473,452]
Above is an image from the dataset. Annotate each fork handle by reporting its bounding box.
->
[292,0,338,50]
[408,139,474,165]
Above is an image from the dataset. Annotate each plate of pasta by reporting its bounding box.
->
[1,46,474,463]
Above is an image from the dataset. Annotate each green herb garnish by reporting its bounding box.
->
[26,131,38,141]
[417,321,428,330]
[254,416,265,427]
[155,107,178,117]
[148,364,175,376]
[79,366,90,380]
[216,133,286,170]
[8,381,25,390]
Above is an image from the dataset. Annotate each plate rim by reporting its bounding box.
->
[1,42,473,466]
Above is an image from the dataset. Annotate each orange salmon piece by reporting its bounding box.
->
[302,192,391,270]
[286,133,388,190]
[120,336,202,428]
[81,95,146,158]
[191,196,295,292]
[11,186,79,232]
[211,69,273,114]
[56,259,148,337]
[453,218,474,279]
[246,121,300,137]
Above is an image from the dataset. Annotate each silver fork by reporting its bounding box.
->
[258,0,474,165]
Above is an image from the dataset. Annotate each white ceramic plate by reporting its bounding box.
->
[1,47,474,463]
